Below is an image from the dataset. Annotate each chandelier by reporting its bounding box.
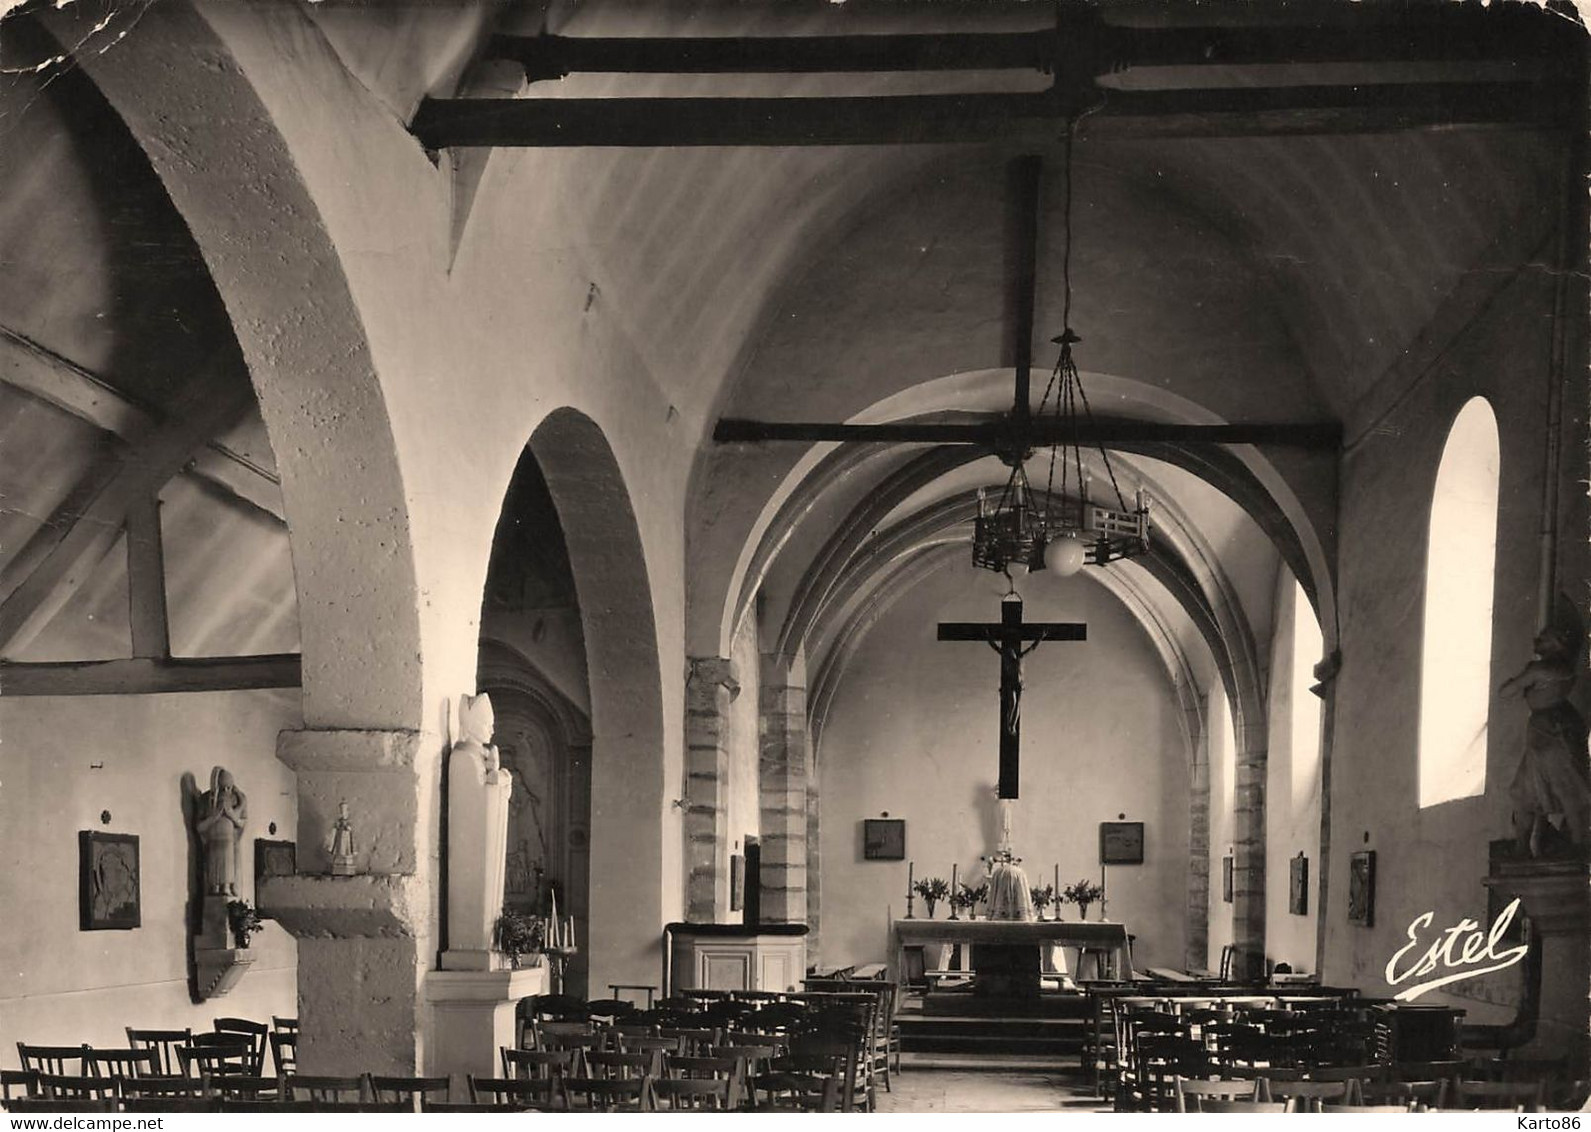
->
[972,131,1151,579]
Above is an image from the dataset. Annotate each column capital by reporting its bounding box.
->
[687,655,740,700]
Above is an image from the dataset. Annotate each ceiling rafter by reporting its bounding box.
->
[0,378,256,655]
[0,324,284,521]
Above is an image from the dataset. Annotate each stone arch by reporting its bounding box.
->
[48,0,422,729]
[527,408,669,992]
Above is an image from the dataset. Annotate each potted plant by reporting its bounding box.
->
[226,899,263,949]
[495,906,545,968]
[912,876,950,919]
[1030,884,1055,921]
[1063,879,1105,922]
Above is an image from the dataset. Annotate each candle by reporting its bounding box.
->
[549,889,559,947]
[567,915,575,950]
[908,861,914,890]
[1054,864,1060,897]
[951,862,959,893]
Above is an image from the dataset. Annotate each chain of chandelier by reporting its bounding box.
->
[972,126,1151,580]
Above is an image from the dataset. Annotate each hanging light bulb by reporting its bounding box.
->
[1043,532,1086,577]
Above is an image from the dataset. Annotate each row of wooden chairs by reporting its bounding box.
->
[16,1018,296,1086]
[519,988,881,1110]
[2,1070,438,1110]
[1175,1073,1558,1113]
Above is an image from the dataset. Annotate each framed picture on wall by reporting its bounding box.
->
[1221,854,1234,903]
[863,818,906,860]
[79,831,140,931]
[255,839,296,888]
[1100,821,1145,865]
[1289,852,1309,916]
[730,854,745,911]
[1348,850,1376,926]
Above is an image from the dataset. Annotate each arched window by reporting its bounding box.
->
[1418,397,1500,808]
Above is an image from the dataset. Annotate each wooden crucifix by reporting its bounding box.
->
[937,595,1086,799]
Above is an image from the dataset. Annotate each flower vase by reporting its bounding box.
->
[925,901,938,919]
[1077,902,1091,922]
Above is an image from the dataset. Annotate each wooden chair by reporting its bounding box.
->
[82,1048,158,1081]
[1268,1078,1357,1111]
[1362,1079,1447,1111]
[1322,1102,1414,1113]
[367,1075,450,1104]
[562,1075,653,1112]
[34,1074,118,1102]
[126,1028,192,1075]
[177,1044,252,1081]
[120,1075,209,1100]
[607,984,658,1010]
[282,1073,369,1103]
[1451,1078,1546,1111]
[207,1074,279,1101]
[4,1098,115,1113]
[750,1065,841,1112]
[652,1076,735,1110]
[269,1029,297,1076]
[15,1044,87,1076]
[663,1053,742,1107]
[615,1035,679,1063]
[501,1047,577,1080]
[1393,1059,1465,1083]
[1199,1098,1290,1113]
[585,998,637,1025]
[122,1096,220,1112]
[467,1075,566,1110]
[218,1099,322,1111]
[586,1049,661,1080]
[1174,1076,1259,1111]
[421,1101,502,1113]
[1,1069,39,1105]
[659,1026,719,1056]
[212,1018,269,1075]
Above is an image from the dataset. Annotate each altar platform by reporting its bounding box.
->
[894,918,1133,993]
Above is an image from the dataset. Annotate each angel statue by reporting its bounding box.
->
[196,766,248,895]
[1502,602,1590,858]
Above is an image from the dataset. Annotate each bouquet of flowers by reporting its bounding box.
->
[1030,884,1056,917]
[495,907,546,967]
[1061,878,1105,918]
[951,880,988,916]
[912,876,951,918]
[226,899,263,949]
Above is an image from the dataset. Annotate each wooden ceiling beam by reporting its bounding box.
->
[412,79,1565,150]
[0,653,301,696]
[0,324,284,521]
[492,11,1567,82]
[0,381,255,655]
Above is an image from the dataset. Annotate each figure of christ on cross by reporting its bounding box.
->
[937,594,1087,799]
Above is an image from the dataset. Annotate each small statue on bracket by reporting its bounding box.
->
[329,800,359,876]
[196,766,248,896]
[1503,606,1590,859]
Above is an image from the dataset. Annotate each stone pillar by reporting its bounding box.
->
[685,657,738,922]
[259,727,435,1076]
[1231,717,1268,981]
[759,654,809,924]
[805,780,822,966]
[1310,650,1341,978]
[1185,703,1211,972]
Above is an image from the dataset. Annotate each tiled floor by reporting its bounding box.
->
[876,1070,1109,1114]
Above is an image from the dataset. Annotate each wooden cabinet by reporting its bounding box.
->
[667,924,808,994]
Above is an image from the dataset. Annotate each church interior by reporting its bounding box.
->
[1,0,1588,1114]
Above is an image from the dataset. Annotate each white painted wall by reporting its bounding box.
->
[1206,683,1237,972]
[818,560,1190,973]
[1265,575,1323,973]
[0,689,300,1054]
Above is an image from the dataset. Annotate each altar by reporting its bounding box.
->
[893,918,1133,994]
